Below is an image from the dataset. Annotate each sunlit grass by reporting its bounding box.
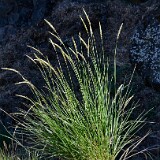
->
[3,10,150,160]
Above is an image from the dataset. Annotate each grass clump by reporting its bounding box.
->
[4,10,150,160]
[0,150,39,160]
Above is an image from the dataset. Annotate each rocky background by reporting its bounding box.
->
[0,0,160,159]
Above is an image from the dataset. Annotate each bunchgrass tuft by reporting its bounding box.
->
[0,150,39,160]
[3,10,151,160]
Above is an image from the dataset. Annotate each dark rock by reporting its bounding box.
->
[0,25,17,43]
[0,0,52,27]
[17,8,32,26]
[0,1,15,16]
[0,0,18,27]
[31,0,48,25]
[0,27,6,40]
[8,12,19,25]
[130,16,160,90]
[17,0,33,7]
[71,0,106,3]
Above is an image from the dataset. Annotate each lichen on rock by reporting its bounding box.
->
[130,16,160,90]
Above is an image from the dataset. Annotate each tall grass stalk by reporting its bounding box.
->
[3,10,150,160]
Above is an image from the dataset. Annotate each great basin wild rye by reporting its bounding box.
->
[3,10,151,160]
